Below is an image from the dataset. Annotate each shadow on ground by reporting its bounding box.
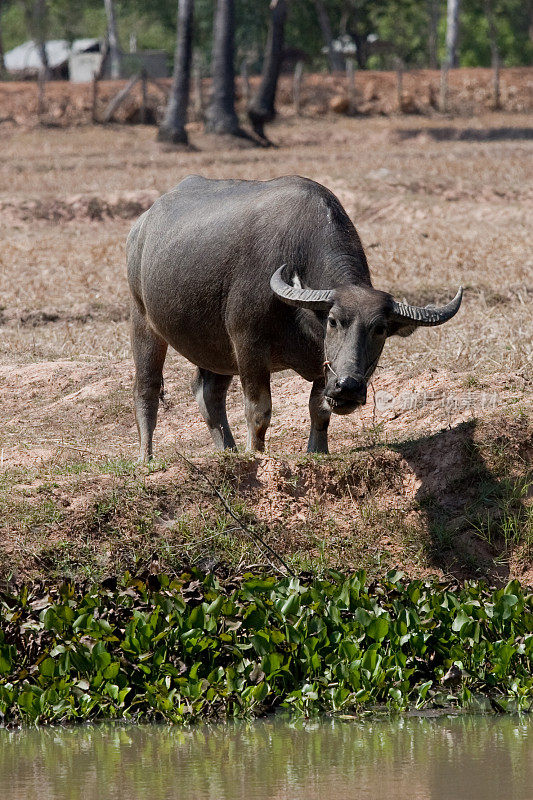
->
[398,419,531,583]
[396,126,533,142]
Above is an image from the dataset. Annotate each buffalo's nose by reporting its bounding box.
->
[334,375,367,403]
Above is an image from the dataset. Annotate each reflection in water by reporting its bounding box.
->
[0,715,531,800]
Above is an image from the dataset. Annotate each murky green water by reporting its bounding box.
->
[0,715,531,800]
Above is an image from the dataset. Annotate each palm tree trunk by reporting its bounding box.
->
[104,0,121,79]
[205,0,240,135]
[247,0,287,139]
[314,0,344,72]
[158,0,194,144]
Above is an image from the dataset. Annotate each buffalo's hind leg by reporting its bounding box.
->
[131,301,168,462]
[192,368,236,450]
[307,378,331,454]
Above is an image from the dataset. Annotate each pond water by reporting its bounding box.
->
[0,715,531,800]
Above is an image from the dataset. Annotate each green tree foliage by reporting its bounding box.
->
[1,0,531,69]
[460,0,533,67]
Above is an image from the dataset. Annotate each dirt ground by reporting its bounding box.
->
[0,110,531,585]
[1,67,532,128]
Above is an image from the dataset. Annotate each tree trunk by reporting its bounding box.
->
[428,0,440,69]
[352,32,367,69]
[445,0,460,68]
[247,0,287,139]
[24,0,50,79]
[341,2,368,69]
[104,0,121,79]
[205,0,240,135]
[158,0,194,144]
[314,0,344,72]
[35,0,50,80]
[485,0,500,108]
[0,0,5,74]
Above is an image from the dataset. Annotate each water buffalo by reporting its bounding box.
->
[127,175,462,459]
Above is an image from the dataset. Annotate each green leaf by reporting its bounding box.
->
[367,617,389,641]
[354,608,373,627]
[39,658,56,678]
[251,632,272,656]
[103,661,120,680]
[252,681,269,703]
[418,680,433,700]
[388,687,403,704]
[281,594,301,617]
[188,605,205,629]
[361,645,381,674]
[452,610,470,632]
[206,596,224,616]
[0,648,12,675]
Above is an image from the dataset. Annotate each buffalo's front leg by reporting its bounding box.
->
[240,367,272,452]
[192,368,236,450]
[131,301,168,462]
[307,378,331,454]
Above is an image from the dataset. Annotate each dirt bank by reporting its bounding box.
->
[0,67,531,129]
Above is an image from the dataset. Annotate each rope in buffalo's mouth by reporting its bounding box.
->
[323,339,342,381]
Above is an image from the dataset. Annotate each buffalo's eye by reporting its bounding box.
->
[374,323,386,337]
[328,317,337,328]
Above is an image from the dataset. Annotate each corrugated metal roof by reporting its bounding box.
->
[5,39,100,73]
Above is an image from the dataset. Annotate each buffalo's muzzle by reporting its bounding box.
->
[325,375,367,414]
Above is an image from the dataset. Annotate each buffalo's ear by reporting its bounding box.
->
[387,321,417,338]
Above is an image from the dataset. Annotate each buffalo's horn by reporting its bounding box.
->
[390,287,463,326]
[270,265,335,311]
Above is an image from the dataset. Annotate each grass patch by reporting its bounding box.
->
[469,476,532,557]
[0,415,531,584]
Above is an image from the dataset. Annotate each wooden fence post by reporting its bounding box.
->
[440,63,449,113]
[492,52,500,110]
[91,73,99,122]
[140,68,147,124]
[293,60,303,115]
[37,69,46,120]
[395,57,404,112]
[485,0,501,110]
[346,58,356,114]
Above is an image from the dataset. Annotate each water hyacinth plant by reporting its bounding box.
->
[0,570,531,725]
